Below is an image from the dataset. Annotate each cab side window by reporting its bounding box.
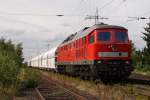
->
[89,35,94,44]
[116,32,126,42]
[97,32,110,41]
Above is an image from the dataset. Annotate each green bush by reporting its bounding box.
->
[23,78,38,88]
[0,38,23,99]
[0,52,20,86]
[136,65,150,72]
[22,69,39,88]
[0,38,23,86]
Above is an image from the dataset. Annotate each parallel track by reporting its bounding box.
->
[35,69,150,99]
[128,73,150,85]
[35,76,90,100]
[134,85,150,98]
[117,73,150,98]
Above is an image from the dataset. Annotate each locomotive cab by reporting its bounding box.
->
[87,27,133,79]
[95,29,131,59]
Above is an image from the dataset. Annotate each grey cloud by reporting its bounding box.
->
[60,23,72,27]
[0,29,25,36]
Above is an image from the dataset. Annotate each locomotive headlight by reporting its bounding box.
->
[97,60,101,63]
[125,61,130,64]
[111,44,117,51]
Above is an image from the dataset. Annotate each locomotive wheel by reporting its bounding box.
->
[79,65,91,80]
[56,65,66,74]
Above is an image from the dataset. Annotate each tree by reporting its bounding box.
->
[130,40,136,52]
[0,38,23,87]
[15,43,24,67]
[142,22,150,65]
[131,41,141,66]
[142,22,150,53]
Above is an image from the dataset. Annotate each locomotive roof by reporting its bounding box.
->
[59,24,127,47]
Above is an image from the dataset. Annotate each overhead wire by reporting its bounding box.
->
[111,0,126,15]
[26,0,88,58]
[141,11,150,16]
[63,0,88,35]
[0,10,86,17]
[99,0,116,10]
[117,11,150,25]
[0,14,52,32]
[89,0,116,24]
[116,0,150,25]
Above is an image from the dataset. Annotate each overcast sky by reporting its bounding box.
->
[0,0,150,60]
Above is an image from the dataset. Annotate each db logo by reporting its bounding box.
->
[108,44,117,51]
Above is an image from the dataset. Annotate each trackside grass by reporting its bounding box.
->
[0,68,41,100]
[0,85,17,100]
[134,65,150,76]
[18,68,40,88]
[41,70,149,100]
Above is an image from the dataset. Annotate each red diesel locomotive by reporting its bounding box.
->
[56,24,133,79]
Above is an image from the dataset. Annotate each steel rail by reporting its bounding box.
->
[35,88,45,100]
[42,76,87,100]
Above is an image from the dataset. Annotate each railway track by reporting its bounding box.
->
[129,73,150,98]
[35,70,150,100]
[35,76,98,100]
[128,73,150,85]
[92,72,150,99]
[117,73,150,98]
[134,85,150,98]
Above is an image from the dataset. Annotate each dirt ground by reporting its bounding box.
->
[13,88,40,100]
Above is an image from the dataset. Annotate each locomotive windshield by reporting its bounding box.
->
[116,32,126,42]
[97,32,110,41]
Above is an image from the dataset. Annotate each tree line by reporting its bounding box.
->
[0,38,24,87]
[132,22,150,71]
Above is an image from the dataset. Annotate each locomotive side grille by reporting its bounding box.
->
[106,61,122,65]
[98,52,128,57]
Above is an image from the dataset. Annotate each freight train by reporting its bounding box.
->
[28,24,133,80]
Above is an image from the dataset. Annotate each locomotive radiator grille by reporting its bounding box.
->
[98,52,128,57]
